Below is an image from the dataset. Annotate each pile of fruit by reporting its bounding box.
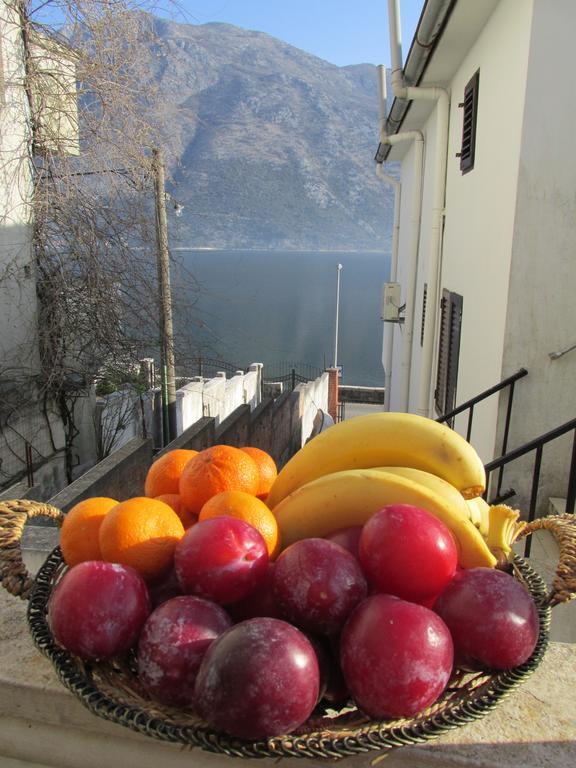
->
[48,413,540,742]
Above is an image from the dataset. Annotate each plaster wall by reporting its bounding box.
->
[497,0,576,511]
[388,0,533,463]
[298,371,329,446]
[439,0,533,461]
[177,380,204,433]
[0,4,39,372]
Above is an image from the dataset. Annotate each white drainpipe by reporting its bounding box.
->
[377,66,424,413]
[377,163,400,412]
[387,0,450,418]
[377,66,401,412]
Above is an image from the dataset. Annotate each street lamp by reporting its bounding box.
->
[334,263,343,370]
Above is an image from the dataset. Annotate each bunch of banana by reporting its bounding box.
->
[271,466,497,569]
[465,496,491,538]
[266,412,486,510]
[267,412,523,569]
[485,504,526,562]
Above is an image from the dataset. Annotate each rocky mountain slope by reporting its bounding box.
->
[144,16,394,251]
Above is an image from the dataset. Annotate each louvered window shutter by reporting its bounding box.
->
[435,290,463,419]
[458,71,479,174]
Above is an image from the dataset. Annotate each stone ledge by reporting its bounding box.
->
[1,589,575,768]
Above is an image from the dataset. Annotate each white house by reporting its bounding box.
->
[378,0,575,511]
[0,1,79,496]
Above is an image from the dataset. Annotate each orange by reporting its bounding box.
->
[144,449,198,498]
[60,497,118,566]
[154,493,198,529]
[99,497,185,580]
[199,490,281,558]
[179,444,260,515]
[240,446,278,500]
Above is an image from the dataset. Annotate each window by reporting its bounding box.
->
[458,70,479,174]
[435,289,463,419]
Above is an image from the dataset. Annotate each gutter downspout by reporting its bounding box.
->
[388,0,450,418]
[376,66,401,412]
[377,164,400,412]
[377,67,424,413]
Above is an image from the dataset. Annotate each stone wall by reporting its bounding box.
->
[48,438,154,512]
[43,375,330,510]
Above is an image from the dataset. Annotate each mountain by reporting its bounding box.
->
[143,16,394,251]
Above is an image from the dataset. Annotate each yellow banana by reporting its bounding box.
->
[465,496,491,538]
[373,466,472,514]
[485,504,526,561]
[266,412,486,509]
[271,468,497,569]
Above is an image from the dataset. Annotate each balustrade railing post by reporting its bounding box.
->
[524,445,543,558]
[466,404,474,442]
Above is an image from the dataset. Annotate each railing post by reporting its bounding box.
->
[524,445,543,557]
[466,404,474,442]
[25,442,34,487]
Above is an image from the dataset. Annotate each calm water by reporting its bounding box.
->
[172,250,391,387]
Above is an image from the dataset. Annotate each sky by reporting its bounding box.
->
[166,1,425,67]
[31,1,425,68]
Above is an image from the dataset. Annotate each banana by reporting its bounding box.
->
[266,412,486,509]
[465,496,491,538]
[271,468,497,569]
[485,504,526,561]
[372,466,472,514]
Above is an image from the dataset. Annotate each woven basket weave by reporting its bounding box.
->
[1,499,575,761]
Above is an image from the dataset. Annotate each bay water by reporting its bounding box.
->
[172,249,391,387]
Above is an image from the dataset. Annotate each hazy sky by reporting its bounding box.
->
[170,1,425,67]
[31,1,426,68]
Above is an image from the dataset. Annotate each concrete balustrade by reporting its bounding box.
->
[0,585,574,768]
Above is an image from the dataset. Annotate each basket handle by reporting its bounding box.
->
[0,499,65,601]
[518,513,576,607]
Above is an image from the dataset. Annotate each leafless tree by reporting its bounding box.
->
[0,0,200,486]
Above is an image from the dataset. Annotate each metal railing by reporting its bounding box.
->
[436,368,528,468]
[179,358,325,392]
[484,417,576,556]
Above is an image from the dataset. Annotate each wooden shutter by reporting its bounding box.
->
[458,70,479,174]
[435,290,463,419]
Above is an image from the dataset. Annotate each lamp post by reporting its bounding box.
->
[334,263,343,371]
[152,147,177,445]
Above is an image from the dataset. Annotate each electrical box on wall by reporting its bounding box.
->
[381,282,403,322]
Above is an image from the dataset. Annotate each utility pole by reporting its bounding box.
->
[152,147,177,444]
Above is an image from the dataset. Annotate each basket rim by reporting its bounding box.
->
[27,547,552,761]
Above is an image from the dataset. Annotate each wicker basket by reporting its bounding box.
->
[1,498,575,762]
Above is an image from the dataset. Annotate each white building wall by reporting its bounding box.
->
[0,3,39,372]
[498,0,576,510]
[390,0,533,462]
[439,0,533,461]
[387,144,420,412]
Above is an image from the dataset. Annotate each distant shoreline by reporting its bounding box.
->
[171,247,389,254]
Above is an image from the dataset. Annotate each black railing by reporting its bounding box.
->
[437,368,528,474]
[262,362,324,383]
[183,357,246,379]
[484,417,576,557]
[179,358,324,392]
